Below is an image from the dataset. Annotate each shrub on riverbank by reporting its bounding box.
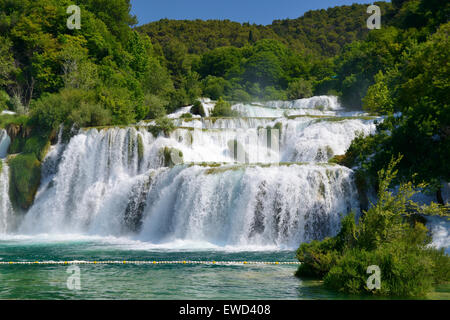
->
[296,157,450,297]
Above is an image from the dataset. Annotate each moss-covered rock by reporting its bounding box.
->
[137,134,144,164]
[159,147,183,167]
[6,122,51,161]
[8,153,41,210]
[227,139,248,162]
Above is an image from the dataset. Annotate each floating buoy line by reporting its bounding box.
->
[0,260,301,266]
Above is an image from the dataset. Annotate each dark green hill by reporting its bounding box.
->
[136,2,395,57]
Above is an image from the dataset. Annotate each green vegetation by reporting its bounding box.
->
[180,113,192,119]
[287,78,313,100]
[147,116,175,137]
[296,157,450,297]
[137,134,144,163]
[0,0,447,126]
[190,100,206,117]
[210,98,239,117]
[341,18,450,198]
[138,3,394,57]
[0,0,192,133]
[160,146,183,167]
[8,153,41,210]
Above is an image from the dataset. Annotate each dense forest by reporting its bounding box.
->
[138,2,394,56]
[0,0,449,297]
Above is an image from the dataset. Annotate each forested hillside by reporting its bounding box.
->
[137,2,394,57]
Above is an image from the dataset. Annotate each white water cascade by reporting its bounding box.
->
[0,129,13,233]
[14,97,379,248]
[0,129,11,158]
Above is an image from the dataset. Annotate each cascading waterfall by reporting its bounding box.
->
[0,129,11,158]
[142,118,376,164]
[13,96,380,249]
[0,160,14,234]
[137,164,358,248]
[264,95,342,110]
[233,96,344,118]
[0,129,13,234]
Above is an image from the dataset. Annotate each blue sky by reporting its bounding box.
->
[130,0,388,26]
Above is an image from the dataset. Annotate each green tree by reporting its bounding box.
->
[287,78,313,100]
[0,36,16,87]
[211,97,239,117]
[296,157,450,297]
[362,71,394,114]
[202,76,230,100]
[243,51,283,87]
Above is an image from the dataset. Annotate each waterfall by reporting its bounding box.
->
[282,117,376,162]
[137,164,358,247]
[0,129,13,233]
[19,162,359,247]
[138,118,376,164]
[0,160,14,234]
[13,97,380,249]
[0,129,11,159]
[264,95,342,110]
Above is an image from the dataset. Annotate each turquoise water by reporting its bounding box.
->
[0,236,448,300]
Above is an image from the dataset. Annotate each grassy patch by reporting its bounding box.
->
[0,114,29,129]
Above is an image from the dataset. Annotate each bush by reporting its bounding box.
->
[362,71,394,114]
[97,86,139,124]
[68,103,112,128]
[0,114,28,130]
[231,89,252,103]
[148,116,175,137]
[287,78,313,100]
[324,242,438,297]
[143,94,167,119]
[23,136,50,161]
[211,98,239,117]
[191,100,205,117]
[0,90,10,111]
[9,94,26,115]
[296,237,340,278]
[296,157,450,297]
[202,76,230,100]
[180,113,192,119]
[31,89,99,130]
[263,86,287,101]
